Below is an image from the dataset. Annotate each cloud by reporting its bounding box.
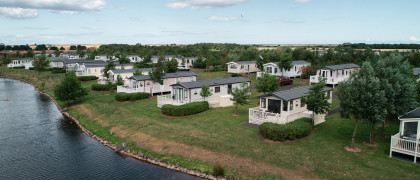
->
[0,0,105,19]
[0,0,106,11]
[130,17,144,22]
[16,35,24,38]
[118,7,126,11]
[295,0,311,3]
[409,36,419,42]
[208,16,238,22]
[270,19,304,23]
[48,10,79,15]
[166,0,247,9]
[0,7,38,19]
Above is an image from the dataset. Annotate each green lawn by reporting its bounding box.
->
[331,99,340,109]
[197,71,229,80]
[3,67,420,179]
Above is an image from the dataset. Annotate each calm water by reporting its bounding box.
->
[0,78,199,180]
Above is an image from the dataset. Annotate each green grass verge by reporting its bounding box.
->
[3,66,420,179]
[198,71,229,80]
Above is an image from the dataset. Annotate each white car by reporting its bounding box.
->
[177,65,190,71]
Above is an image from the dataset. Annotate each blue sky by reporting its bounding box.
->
[0,0,419,45]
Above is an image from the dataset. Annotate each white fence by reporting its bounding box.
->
[390,134,420,159]
[248,107,312,125]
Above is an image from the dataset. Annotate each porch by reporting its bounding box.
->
[248,107,312,125]
[117,85,171,95]
[390,134,420,163]
[157,94,188,108]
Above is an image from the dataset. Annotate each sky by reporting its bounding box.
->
[0,0,419,45]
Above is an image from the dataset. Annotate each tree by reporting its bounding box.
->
[278,53,293,76]
[25,49,34,58]
[70,45,77,50]
[337,62,387,148]
[200,84,212,101]
[103,61,115,77]
[301,66,316,79]
[148,56,165,85]
[256,55,265,71]
[54,72,89,105]
[133,69,142,76]
[59,47,65,50]
[49,46,58,50]
[373,55,417,130]
[35,44,47,51]
[165,59,178,73]
[54,49,60,57]
[300,78,331,129]
[2,56,12,66]
[181,58,186,65]
[230,81,252,115]
[115,75,124,86]
[32,54,50,72]
[256,73,279,94]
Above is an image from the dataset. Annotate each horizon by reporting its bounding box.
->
[1,0,419,45]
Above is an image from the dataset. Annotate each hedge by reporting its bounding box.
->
[259,118,312,141]
[115,92,150,102]
[51,69,66,74]
[161,101,209,116]
[91,84,112,91]
[231,73,242,77]
[9,66,25,69]
[77,76,98,81]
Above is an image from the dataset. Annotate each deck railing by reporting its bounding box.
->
[249,108,313,125]
[390,134,420,155]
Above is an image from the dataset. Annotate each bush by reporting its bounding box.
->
[77,76,98,81]
[28,67,34,70]
[231,73,242,77]
[161,101,209,116]
[9,66,25,69]
[212,164,225,177]
[91,84,112,91]
[51,69,66,74]
[301,66,316,79]
[115,92,150,102]
[259,118,312,141]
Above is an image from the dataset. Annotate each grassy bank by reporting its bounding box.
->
[2,67,420,179]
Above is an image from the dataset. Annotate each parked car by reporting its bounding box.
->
[278,76,293,86]
[177,65,190,71]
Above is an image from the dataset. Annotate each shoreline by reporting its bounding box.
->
[0,76,219,180]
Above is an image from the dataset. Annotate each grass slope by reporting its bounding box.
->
[2,67,420,179]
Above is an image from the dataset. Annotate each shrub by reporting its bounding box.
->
[28,67,35,70]
[77,76,98,81]
[9,66,25,69]
[115,92,150,102]
[91,84,111,91]
[231,73,242,77]
[51,69,66,74]
[212,164,225,177]
[161,101,209,116]
[259,118,312,141]
[301,66,316,79]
